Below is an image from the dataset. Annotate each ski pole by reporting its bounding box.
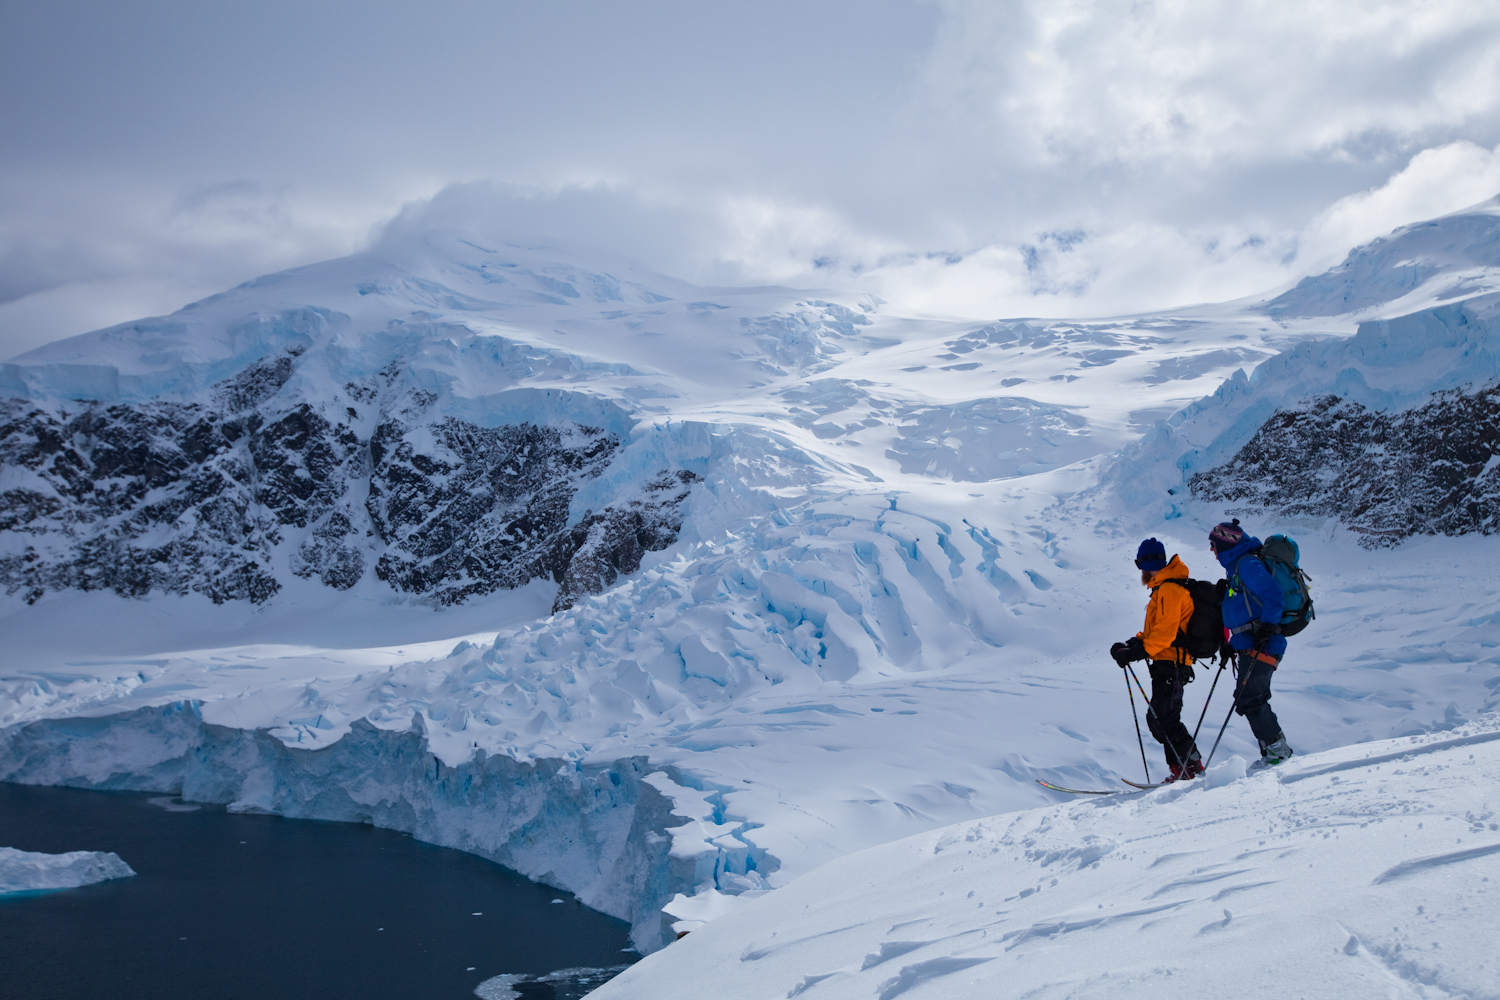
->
[1202,700,1237,769]
[1123,665,1150,783]
[1190,662,1227,747]
[1202,659,1243,769]
[1126,663,1185,771]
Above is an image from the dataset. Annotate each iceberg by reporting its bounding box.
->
[0,845,135,894]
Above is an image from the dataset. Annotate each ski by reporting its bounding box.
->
[1120,778,1167,790]
[1036,779,1121,795]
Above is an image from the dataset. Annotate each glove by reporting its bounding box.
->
[1251,620,1282,646]
[1218,642,1236,667]
[1110,637,1146,667]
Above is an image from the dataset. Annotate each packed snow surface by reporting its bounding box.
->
[4,200,1500,958]
[0,845,135,894]
[592,718,1500,1000]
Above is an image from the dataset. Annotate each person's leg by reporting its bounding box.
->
[1148,661,1196,769]
[1233,654,1284,747]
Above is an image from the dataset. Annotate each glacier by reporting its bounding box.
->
[4,201,1500,974]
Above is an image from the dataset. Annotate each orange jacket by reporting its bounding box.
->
[1138,554,1195,664]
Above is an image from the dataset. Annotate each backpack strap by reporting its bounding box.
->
[1158,578,1193,664]
[1229,554,1262,607]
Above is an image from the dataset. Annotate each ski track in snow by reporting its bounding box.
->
[591,719,1500,1000]
[3,209,1500,971]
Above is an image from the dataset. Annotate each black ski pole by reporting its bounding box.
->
[1127,663,1184,771]
[1203,659,1245,769]
[1123,665,1150,783]
[1190,662,1226,747]
[1203,700,1237,769]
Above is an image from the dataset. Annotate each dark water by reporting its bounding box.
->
[0,783,636,1000]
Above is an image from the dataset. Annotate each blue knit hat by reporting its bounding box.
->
[1135,537,1167,572]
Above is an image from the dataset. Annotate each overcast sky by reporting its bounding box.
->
[5,0,1500,358]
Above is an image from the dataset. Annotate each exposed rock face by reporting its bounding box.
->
[549,469,700,613]
[0,351,696,606]
[368,417,621,605]
[1190,384,1500,547]
[0,395,293,604]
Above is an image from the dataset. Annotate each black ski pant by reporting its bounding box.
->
[1233,653,1284,745]
[1146,660,1199,770]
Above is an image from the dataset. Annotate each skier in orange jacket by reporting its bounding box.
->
[1109,538,1205,781]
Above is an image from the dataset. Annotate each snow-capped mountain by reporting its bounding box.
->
[4,201,1500,971]
[1267,195,1500,318]
[1,234,879,610]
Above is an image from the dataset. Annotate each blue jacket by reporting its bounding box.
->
[1216,536,1287,657]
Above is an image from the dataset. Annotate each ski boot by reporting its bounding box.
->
[1162,752,1205,783]
[1250,736,1294,770]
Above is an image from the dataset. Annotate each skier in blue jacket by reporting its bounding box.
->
[1209,520,1294,767]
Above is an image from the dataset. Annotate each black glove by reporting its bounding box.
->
[1251,620,1281,646]
[1109,637,1146,667]
[1218,642,1236,666]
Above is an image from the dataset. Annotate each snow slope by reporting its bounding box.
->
[1268,195,1500,319]
[0,845,135,894]
[591,717,1500,1000]
[4,203,1500,957]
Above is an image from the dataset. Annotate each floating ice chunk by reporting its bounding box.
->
[0,846,136,894]
[147,796,200,812]
[473,973,527,1000]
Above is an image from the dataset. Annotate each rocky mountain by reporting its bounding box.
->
[1190,382,1500,547]
[0,233,884,611]
[0,350,697,609]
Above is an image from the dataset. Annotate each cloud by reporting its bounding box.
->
[921,0,1500,175]
[0,177,369,358]
[1299,141,1500,269]
[5,0,1500,355]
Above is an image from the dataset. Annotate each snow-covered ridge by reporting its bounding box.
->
[1267,194,1500,319]
[589,717,1500,999]
[1107,291,1500,515]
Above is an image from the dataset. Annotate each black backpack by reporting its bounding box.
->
[1161,578,1227,660]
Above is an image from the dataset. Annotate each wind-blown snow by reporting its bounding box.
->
[589,717,1500,1000]
[4,207,1500,965]
[0,845,135,894]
